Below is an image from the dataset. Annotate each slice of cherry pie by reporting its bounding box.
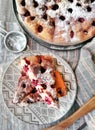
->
[13,55,67,108]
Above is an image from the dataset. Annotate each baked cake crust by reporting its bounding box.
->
[15,0,95,45]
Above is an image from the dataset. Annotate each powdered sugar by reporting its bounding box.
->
[22,0,95,28]
[69,1,95,20]
[57,1,95,20]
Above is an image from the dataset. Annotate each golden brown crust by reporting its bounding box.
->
[24,16,38,34]
[54,70,67,98]
[75,18,95,41]
[15,0,26,14]
[24,16,54,42]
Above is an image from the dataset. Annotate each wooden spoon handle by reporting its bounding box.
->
[43,96,95,130]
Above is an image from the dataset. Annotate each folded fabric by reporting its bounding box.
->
[75,37,95,129]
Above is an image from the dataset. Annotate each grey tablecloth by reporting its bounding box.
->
[0,21,94,130]
[0,0,95,129]
[75,38,95,130]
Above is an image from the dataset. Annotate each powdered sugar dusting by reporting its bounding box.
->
[68,1,95,20]
[24,0,95,27]
[16,0,95,44]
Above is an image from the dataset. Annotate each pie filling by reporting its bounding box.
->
[13,55,67,108]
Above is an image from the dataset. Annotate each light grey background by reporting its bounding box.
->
[0,0,16,22]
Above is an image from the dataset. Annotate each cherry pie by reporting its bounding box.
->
[15,0,95,45]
